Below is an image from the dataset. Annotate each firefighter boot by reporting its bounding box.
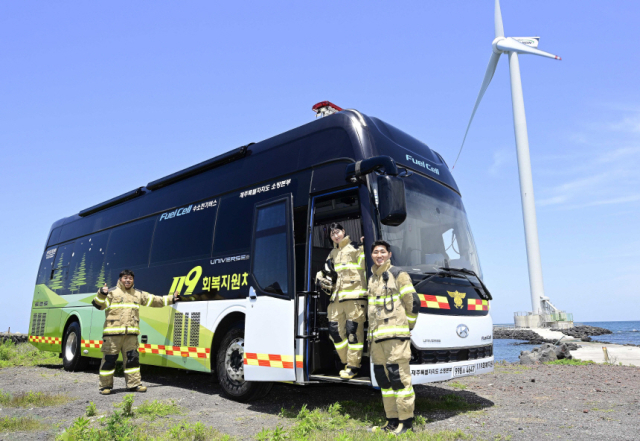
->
[129,385,147,392]
[100,388,112,395]
[368,418,399,433]
[392,418,414,435]
[339,367,359,379]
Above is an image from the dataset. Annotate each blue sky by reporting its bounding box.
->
[1,1,638,332]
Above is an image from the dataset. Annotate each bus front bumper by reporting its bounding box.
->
[409,356,494,384]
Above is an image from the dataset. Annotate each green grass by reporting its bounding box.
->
[268,402,473,441]
[447,382,468,390]
[0,416,48,433]
[0,340,61,368]
[545,359,596,366]
[0,390,75,407]
[137,399,183,420]
[86,401,97,417]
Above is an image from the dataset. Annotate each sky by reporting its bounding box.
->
[1,1,639,332]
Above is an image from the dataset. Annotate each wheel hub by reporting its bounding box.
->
[65,332,77,361]
[225,337,245,383]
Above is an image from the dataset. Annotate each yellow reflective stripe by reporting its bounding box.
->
[337,289,367,299]
[406,313,418,323]
[348,343,364,351]
[103,327,140,334]
[335,263,361,271]
[145,296,153,307]
[106,303,140,310]
[333,339,348,350]
[93,296,106,304]
[99,370,115,376]
[400,285,416,295]
[381,388,395,397]
[105,298,111,308]
[369,295,401,305]
[372,327,410,338]
[124,367,140,374]
[395,387,415,397]
[163,296,168,307]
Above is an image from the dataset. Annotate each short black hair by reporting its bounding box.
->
[371,240,391,252]
[119,269,135,279]
[329,222,344,232]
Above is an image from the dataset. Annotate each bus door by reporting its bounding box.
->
[244,194,297,381]
[305,188,367,380]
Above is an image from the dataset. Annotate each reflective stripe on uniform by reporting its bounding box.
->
[106,303,139,310]
[400,285,416,295]
[145,296,153,307]
[124,367,140,375]
[99,369,115,376]
[357,253,365,266]
[348,343,364,351]
[337,289,367,299]
[332,339,348,350]
[369,294,401,305]
[395,386,415,397]
[93,296,106,304]
[381,388,395,397]
[335,263,362,271]
[163,296,169,307]
[406,313,418,324]
[103,326,140,334]
[371,326,410,339]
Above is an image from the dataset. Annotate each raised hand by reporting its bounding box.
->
[173,291,181,302]
[100,283,108,295]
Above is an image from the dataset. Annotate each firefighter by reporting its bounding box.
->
[92,269,179,395]
[315,223,367,379]
[367,240,420,435]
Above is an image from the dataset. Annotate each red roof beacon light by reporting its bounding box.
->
[312,101,343,118]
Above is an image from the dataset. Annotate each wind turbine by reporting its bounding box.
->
[456,0,561,318]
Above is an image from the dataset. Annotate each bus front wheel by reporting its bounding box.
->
[216,325,272,402]
[62,321,89,371]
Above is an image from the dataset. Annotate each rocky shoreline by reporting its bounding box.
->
[0,332,28,344]
[559,325,612,340]
[493,328,557,344]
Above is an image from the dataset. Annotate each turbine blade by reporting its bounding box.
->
[496,37,561,60]
[453,52,502,169]
[495,0,505,38]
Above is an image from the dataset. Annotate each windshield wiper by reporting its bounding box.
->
[415,267,492,301]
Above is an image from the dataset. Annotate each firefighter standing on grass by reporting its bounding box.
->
[367,240,421,435]
[92,269,180,395]
[315,223,367,379]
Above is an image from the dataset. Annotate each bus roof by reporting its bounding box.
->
[45,110,458,246]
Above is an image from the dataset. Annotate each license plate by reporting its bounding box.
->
[453,364,476,377]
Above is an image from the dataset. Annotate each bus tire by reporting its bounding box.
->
[62,321,89,372]
[216,325,272,402]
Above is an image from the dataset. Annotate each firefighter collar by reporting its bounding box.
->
[335,236,351,250]
[373,260,392,277]
[117,280,136,295]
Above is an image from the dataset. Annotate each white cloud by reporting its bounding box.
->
[489,148,511,176]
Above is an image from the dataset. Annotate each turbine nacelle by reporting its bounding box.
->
[493,36,561,60]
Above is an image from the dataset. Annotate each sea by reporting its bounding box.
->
[493,320,640,363]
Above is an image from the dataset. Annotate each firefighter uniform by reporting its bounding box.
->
[368,260,420,432]
[315,236,367,371]
[92,281,175,391]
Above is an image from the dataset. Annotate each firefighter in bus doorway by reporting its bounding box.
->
[367,240,420,435]
[315,223,367,379]
[92,269,180,395]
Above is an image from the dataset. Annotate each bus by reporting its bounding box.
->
[29,104,494,402]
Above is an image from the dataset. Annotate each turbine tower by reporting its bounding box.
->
[457,0,561,319]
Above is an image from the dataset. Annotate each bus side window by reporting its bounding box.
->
[104,217,155,283]
[150,201,218,266]
[36,247,58,286]
[213,194,255,255]
[252,200,290,296]
[47,243,74,295]
[67,231,110,295]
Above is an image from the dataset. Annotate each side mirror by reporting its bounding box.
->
[377,175,407,226]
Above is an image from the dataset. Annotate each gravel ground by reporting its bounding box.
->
[1,362,639,440]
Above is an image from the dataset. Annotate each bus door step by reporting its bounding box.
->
[309,374,372,386]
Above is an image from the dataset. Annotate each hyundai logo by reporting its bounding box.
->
[456,324,469,338]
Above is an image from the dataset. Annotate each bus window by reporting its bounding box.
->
[36,247,58,285]
[104,217,155,280]
[213,194,255,255]
[47,243,74,294]
[67,231,109,294]
[253,200,289,295]
[150,200,218,266]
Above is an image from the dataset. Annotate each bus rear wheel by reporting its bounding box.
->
[62,321,89,371]
[216,325,272,402]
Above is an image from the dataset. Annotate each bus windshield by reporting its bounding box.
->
[380,174,482,278]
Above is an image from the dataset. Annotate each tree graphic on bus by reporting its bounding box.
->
[48,252,65,292]
[69,253,87,294]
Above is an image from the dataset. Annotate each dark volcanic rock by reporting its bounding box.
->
[494,328,555,344]
[0,332,28,344]
[519,342,573,364]
[561,325,612,339]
